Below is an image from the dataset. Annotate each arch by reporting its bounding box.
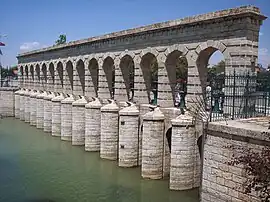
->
[165,127,172,153]
[49,62,55,85]
[35,64,41,88]
[20,65,24,76]
[25,65,29,77]
[120,54,135,101]
[196,47,225,96]
[30,65,34,80]
[88,58,99,97]
[102,56,115,99]
[66,61,73,90]
[165,44,189,57]
[56,61,64,87]
[140,53,158,105]
[76,59,85,94]
[165,50,188,107]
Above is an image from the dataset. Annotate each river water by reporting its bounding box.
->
[0,118,199,202]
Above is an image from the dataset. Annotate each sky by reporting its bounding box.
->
[0,0,270,68]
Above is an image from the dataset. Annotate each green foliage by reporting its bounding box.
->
[55,34,67,45]
[1,66,18,79]
[229,147,270,202]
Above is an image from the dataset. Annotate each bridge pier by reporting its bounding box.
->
[142,108,165,179]
[14,90,21,118]
[52,93,65,137]
[36,91,46,129]
[61,95,75,141]
[72,96,87,145]
[85,98,102,151]
[118,104,140,167]
[44,92,55,133]
[30,90,39,126]
[100,100,119,160]
[24,89,31,123]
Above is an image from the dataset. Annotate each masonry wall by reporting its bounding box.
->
[201,118,270,202]
[0,87,18,117]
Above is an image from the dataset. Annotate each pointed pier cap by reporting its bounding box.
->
[119,102,139,116]
[143,107,165,121]
[44,92,56,101]
[85,97,102,109]
[36,91,47,99]
[61,94,75,104]
[101,99,119,112]
[172,111,194,126]
[72,96,88,107]
[52,93,65,102]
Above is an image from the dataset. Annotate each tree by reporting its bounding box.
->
[55,34,66,45]
[229,147,270,202]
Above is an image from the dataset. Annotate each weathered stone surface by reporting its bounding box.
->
[36,91,46,129]
[170,112,198,191]
[85,98,102,151]
[19,89,25,120]
[118,103,140,167]
[100,100,119,160]
[142,107,165,179]
[0,87,17,117]
[24,89,31,123]
[61,95,75,141]
[72,96,88,145]
[201,117,270,202]
[43,92,55,133]
[52,93,65,137]
[14,89,21,118]
[30,90,39,126]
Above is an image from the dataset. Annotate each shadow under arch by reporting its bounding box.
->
[41,64,47,89]
[140,53,158,104]
[196,47,225,96]
[165,50,188,107]
[88,58,99,97]
[66,61,74,91]
[56,61,64,88]
[120,55,135,101]
[49,62,55,87]
[76,59,85,94]
[102,57,115,99]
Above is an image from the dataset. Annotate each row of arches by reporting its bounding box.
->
[20,46,226,106]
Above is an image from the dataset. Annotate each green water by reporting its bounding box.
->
[0,118,199,202]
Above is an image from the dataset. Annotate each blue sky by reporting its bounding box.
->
[0,0,270,67]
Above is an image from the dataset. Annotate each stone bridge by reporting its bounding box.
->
[5,5,267,202]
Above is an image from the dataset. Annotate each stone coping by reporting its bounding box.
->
[17,5,266,58]
[208,116,270,142]
[171,113,194,126]
[30,91,40,98]
[44,93,55,101]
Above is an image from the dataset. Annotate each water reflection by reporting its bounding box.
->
[0,118,198,202]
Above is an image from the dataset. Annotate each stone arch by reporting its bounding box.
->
[66,60,74,91]
[49,62,55,85]
[30,65,34,87]
[140,53,158,105]
[41,64,47,90]
[102,56,115,99]
[196,43,227,95]
[88,58,99,97]
[165,50,188,106]
[120,54,135,101]
[56,61,64,88]
[76,59,85,94]
[197,135,203,159]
